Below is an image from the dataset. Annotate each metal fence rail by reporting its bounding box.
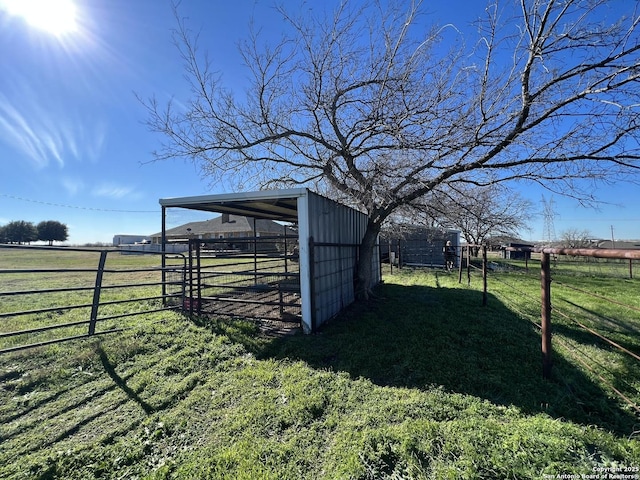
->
[453,245,640,414]
[183,236,302,322]
[535,247,640,379]
[0,244,186,354]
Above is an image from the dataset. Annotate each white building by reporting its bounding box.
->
[112,234,150,246]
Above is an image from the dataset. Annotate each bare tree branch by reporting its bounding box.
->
[142,0,640,296]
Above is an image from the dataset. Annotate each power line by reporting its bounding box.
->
[0,193,157,214]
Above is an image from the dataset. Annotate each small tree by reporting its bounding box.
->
[3,221,38,244]
[37,220,69,245]
[411,185,533,256]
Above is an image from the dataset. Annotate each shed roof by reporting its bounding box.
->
[159,188,308,223]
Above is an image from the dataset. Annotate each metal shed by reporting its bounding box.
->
[380,227,461,268]
[159,188,380,333]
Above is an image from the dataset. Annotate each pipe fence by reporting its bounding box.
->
[0,244,186,354]
[181,236,301,322]
[382,243,640,413]
[455,244,640,414]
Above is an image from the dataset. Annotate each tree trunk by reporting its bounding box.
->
[354,220,382,300]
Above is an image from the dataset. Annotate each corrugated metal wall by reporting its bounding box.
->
[380,228,461,267]
[306,192,381,329]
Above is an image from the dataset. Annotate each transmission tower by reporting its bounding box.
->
[541,195,557,246]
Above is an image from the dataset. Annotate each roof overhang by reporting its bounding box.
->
[159,188,309,223]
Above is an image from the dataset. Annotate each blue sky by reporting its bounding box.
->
[0,0,638,244]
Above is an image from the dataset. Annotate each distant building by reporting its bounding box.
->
[112,234,150,246]
[380,226,461,267]
[502,242,534,260]
[150,214,296,251]
[595,240,640,250]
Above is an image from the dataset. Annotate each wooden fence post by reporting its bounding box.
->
[541,252,553,379]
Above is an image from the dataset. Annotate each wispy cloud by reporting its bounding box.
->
[0,93,59,168]
[92,183,143,200]
[60,176,85,196]
[0,85,106,169]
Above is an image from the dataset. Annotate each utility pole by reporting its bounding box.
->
[611,225,616,249]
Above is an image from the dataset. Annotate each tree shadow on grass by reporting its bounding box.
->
[253,282,638,435]
[98,346,156,415]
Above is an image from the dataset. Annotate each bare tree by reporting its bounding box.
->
[560,228,594,248]
[143,0,640,297]
[411,185,533,255]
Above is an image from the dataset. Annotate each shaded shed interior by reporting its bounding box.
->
[160,190,305,331]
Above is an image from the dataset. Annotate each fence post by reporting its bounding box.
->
[630,259,633,280]
[188,239,194,315]
[541,252,553,379]
[196,240,202,315]
[180,256,187,311]
[283,225,289,274]
[161,206,167,306]
[482,245,488,306]
[89,250,108,336]
[253,218,258,286]
[458,245,463,284]
[467,246,471,285]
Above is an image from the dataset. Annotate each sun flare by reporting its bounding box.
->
[1,0,77,36]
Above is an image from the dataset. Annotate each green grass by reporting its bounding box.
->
[0,245,293,351]
[482,259,640,422]
[1,254,639,479]
[0,247,186,351]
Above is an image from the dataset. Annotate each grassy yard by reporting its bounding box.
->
[0,247,185,352]
[1,257,639,478]
[485,257,640,424]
